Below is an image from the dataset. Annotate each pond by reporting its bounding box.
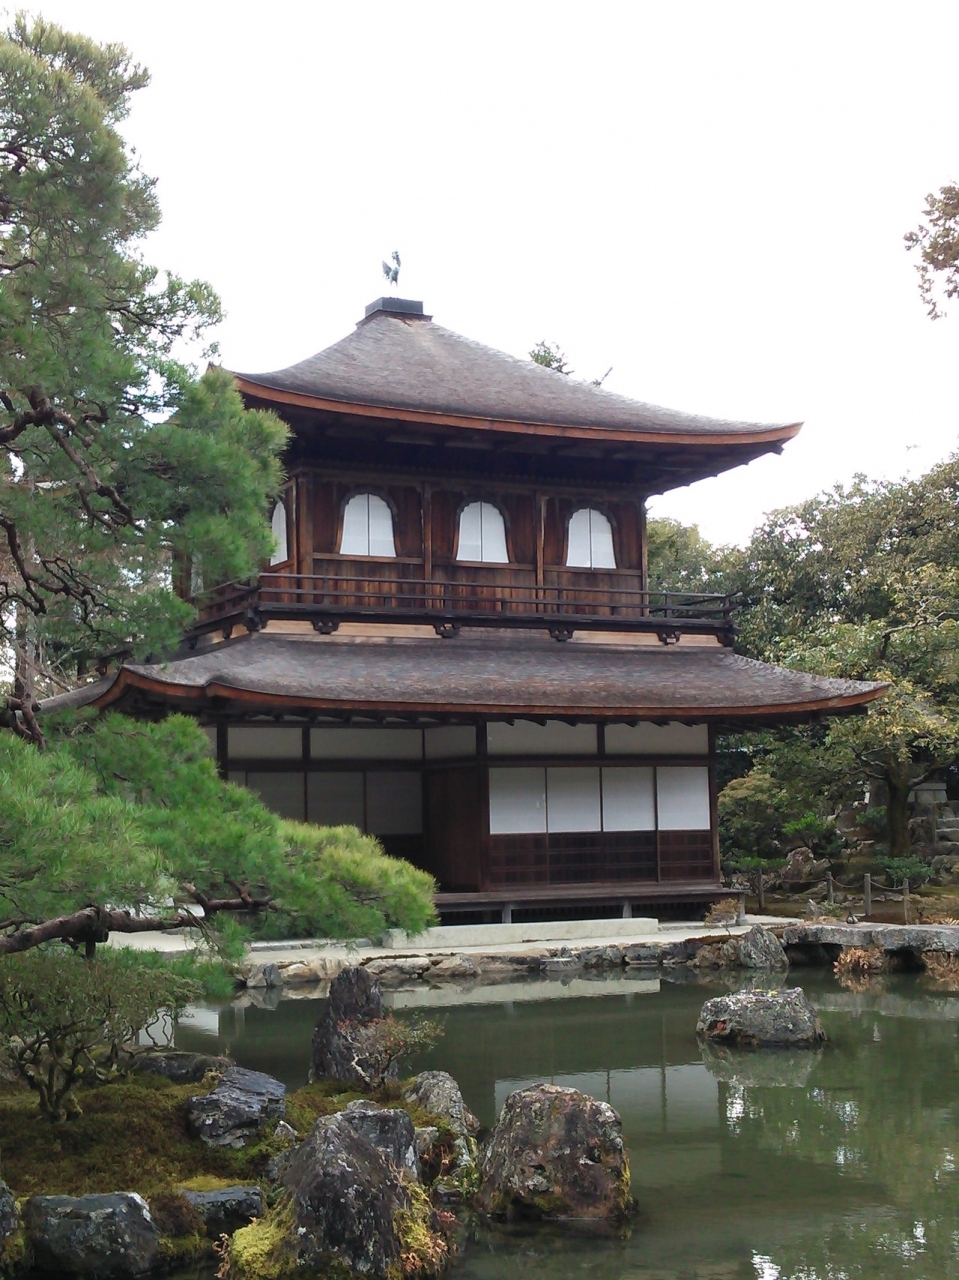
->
[176,970,959,1280]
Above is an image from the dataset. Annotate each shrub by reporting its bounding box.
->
[339,1015,444,1092]
[719,771,792,861]
[0,948,200,1122]
[877,855,932,887]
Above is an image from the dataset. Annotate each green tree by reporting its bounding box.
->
[0,713,437,956]
[0,16,287,738]
[906,182,959,317]
[723,469,959,857]
[645,516,726,592]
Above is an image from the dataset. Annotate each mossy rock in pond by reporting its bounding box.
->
[477,1083,634,1222]
[224,1113,449,1279]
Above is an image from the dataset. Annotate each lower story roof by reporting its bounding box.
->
[42,631,886,725]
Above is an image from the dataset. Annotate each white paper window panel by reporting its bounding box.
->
[423,726,477,759]
[457,501,508,563]
[487,721,598,756]
[601,767,656,831]
[546,767,601,832]
[656,767,711,831]
[365,771,423,835]
[489,768,547,834]
[228,726,303,760]
[566,508,616,569]
[307,772,365,828]
[605,723,709,756]
[310,728,423,760]
[244,772,305,821]
[270,500,289,565]
[202,725,218,753]
[339,493,396,557]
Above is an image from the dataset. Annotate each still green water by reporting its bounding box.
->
[176,971,959,1280]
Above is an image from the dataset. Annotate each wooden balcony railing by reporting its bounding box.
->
[190,572,740,644]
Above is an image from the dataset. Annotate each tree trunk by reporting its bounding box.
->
[886,777,912,859]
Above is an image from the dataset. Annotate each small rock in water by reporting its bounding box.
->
[478,1083,634,1222]
[309,966,388,1085]
[696,987,825,1049]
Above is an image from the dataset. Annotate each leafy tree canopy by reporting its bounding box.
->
[720,465,959,857]
[645,516,726,594]
[0,16,287,734]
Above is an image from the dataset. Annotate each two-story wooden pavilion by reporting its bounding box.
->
[50,297,884,921]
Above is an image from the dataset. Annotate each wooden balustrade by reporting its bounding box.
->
[191,571,741,642]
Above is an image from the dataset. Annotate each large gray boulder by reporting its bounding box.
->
[696,987,825,1049]
[477,1083,633,1221]
[735,925,789,970]
[23,1192,159,1279]
[180,1185,264,1237]
[187,1065,286,1148]
[309,965,389,1085]
[339,1101,419,1178]
[275,1114,417,1276]
[402,1070,480,1138]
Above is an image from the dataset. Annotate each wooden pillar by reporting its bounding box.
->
[477,721,491,891]
[708,724,720,881]
[639,498,649,597]
[422,482,432,591]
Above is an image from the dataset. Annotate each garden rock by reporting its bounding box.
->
[402,1070,480,1138]
[477,1083,633,1221]
[24,1192,160,1279]
[181,1186,263,1237]
[735,925,789,970]
[340,1101,418,1177]
[309,965,387,1085]
[781,848,831,884]
[0,1181,18,1251]
[696,987,825,1048]
[245,962,280,989]
[428,954,479,980]
[277,1114,411,1276]
[623,943,661,966]
[133,1050,231,1084]
[187,1065,286,1147]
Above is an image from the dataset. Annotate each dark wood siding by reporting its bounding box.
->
[424,767,484,891]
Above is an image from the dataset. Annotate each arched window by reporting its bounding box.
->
[339,492,397,557]
[269,500,289,565]
[456,501,509,563]
[566,508,615,569]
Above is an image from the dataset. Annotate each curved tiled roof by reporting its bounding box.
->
[233,306,800,444]
[43,631,884,723]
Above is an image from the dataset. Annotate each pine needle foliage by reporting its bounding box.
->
[0,16,288,722]
[0,713,437,954]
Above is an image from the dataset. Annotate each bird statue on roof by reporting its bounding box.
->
[382,250,401,289]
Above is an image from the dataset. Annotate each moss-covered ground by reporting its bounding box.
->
[0,1074,441,1199]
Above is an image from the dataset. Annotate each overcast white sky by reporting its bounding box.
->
[23,0,959,544]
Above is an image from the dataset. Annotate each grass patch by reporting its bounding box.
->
[0,1073,455,1201]
[0,1076,284,1198]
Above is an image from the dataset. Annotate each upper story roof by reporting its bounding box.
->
[230,299,801,468]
